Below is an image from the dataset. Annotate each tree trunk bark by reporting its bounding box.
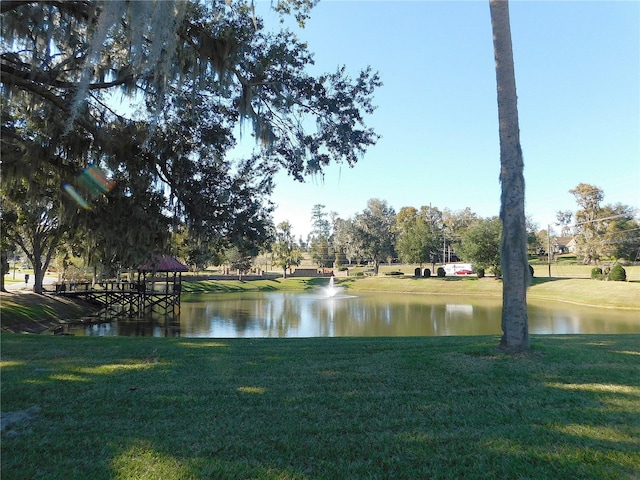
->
[0,253,7,292]
[490,0,530,352]
[33,262,45,294]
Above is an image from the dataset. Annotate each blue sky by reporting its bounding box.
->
[240,0,639,240]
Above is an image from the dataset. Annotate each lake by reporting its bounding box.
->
[70,291,640,337]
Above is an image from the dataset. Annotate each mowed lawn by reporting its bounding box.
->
[1,334,639,479]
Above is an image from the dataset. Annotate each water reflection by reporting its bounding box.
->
[68,292,640,337]
[79,317,181,337]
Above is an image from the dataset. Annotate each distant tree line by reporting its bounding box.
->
[279,182,638,277]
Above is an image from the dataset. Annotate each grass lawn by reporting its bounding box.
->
[2,334,639,479]
[372,262,640,281]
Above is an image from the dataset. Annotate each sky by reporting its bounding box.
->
[236,0,639,240]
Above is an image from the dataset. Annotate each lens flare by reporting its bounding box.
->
[63,183,90,209]
[63,165,115,209]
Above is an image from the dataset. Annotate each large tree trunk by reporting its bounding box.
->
[490,0,530,352]
[15,227,61,295]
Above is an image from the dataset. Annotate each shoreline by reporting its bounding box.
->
[2,276,638,333]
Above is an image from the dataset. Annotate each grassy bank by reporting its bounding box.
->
[2,334,639,479]
[0,292,99,333]
[371,262,640,281]
[182,276,640,310]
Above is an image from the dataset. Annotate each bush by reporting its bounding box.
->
[385,271,403,276]
[591,267,603,280]
[436,267,446,278]
[608,264,627,282]
[476,268,485,278]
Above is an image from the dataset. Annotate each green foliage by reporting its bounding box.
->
[494,266,502,279]
[309,204,331,239]
[456,217,501,275]
[1,0,379,275]
[333,218,365,265]
[570,183,639,263]
[0,171,69,293]
[608,264,627,282]
[225,246,254,274]
[395,206,441,266]
[591,267,603,280]
[353,199,396,273]
[309,236,333,268]
[271,221,303,277]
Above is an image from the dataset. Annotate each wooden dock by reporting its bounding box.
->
[50,279,182,320]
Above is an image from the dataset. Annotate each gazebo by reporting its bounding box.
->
[136,254,188,317]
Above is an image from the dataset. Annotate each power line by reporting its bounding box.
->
[573,211,639,227]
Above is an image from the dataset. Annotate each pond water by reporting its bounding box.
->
[70,291,640,338]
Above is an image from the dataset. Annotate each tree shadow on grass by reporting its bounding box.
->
[297,277,331,290]
[1,334,639,479]
[531,277,570,285]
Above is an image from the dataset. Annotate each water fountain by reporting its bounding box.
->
[321,276,343,298]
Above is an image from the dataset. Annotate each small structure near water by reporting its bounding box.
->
[136,254,188,317]
[51,254,188,321]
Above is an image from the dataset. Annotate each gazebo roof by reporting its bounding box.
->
[138,254,188,273]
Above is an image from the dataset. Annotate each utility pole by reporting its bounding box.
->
[547,224,552,277]
[441,222,448,265]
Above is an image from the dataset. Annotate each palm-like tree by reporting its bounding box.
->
[489,0,530,352]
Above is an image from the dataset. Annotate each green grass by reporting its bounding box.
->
[181,277,330,294]
[372,262,640,281]
[0,292,99,333]
[528,278,640,309]
[1,334,639,479]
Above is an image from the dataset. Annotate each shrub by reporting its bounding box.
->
[476,268,485,278]
[608,264,627,282]
[385,271,403,276]
[591,267,603,280]
[436,267,446,278]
